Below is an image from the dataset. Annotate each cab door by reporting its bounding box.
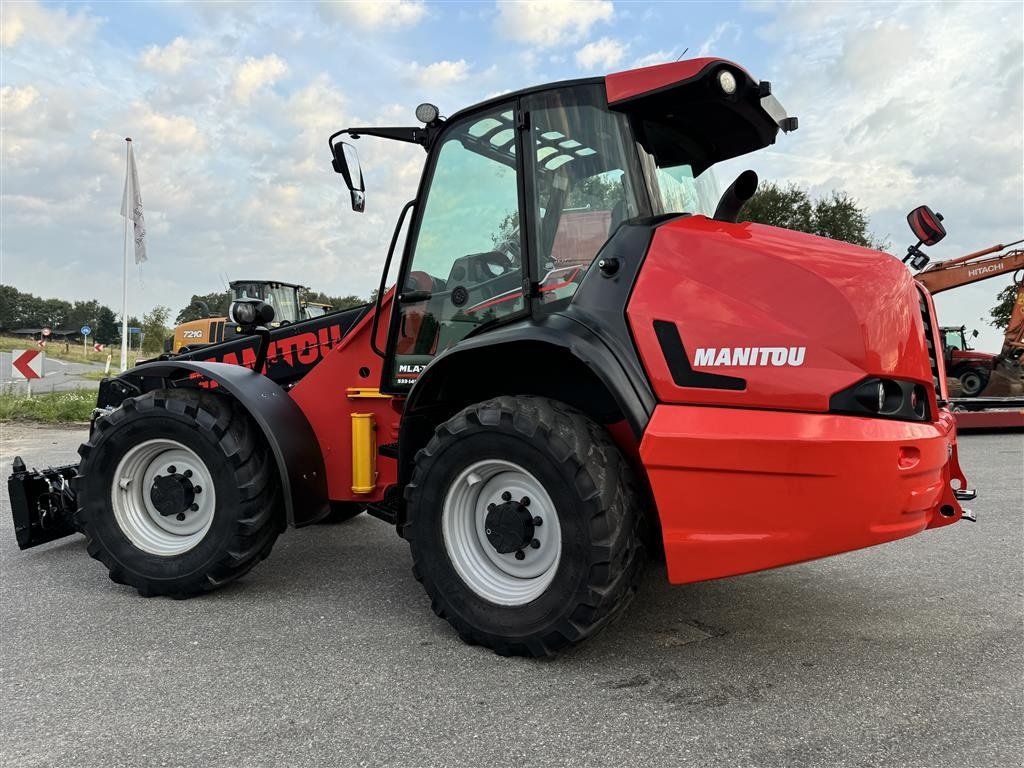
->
[384,102,527,390]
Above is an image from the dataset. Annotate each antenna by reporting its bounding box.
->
[675,47,690,61]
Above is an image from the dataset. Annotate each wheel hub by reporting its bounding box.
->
[484,497,535,554]
[149,473,197,518]
[111,440,216,556]
[442,460,562,606]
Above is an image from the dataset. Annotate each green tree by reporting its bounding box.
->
[303,291,369,311]
[140,306,171,354]
[742,182,887,250]
[95,306,119,345]
[990,283,1018,330]
[175,291,230,324]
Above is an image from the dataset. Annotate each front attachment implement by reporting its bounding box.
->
[8,457,78,549]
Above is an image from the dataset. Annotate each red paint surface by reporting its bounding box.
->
[628,217,936,412]
[605,58,749,104]
[953,409,1024,431]
[288,293,401,502]
[641,404,965,584]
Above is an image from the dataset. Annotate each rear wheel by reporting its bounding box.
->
[75,389,283,597]
[958,367,989,397]
[405,396,644,657]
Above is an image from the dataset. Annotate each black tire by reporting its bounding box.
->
[318,502,364,524]
[75,389,283,598]
[404,396,644,657]
[958,367,989,397]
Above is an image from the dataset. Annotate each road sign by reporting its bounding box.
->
[81,325,92,336]
[127,327,141,334]
[93,343,105,352]
[12,349,44,380]
[41,327,52,337]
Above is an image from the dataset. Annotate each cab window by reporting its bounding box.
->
[524,85,650,308]
[390,105,525,387]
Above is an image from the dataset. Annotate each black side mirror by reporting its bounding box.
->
[331,140,365,213]
[907,205,946,246]
[902,205,946,270]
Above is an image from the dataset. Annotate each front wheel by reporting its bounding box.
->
[958,367,989,397]
[404,396,644,657]
[75,390,283,598]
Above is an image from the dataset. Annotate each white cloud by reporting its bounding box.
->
[286,75,346,132]
[135,108,206,153]
[575,37,627,71]
[697,21,741,56]
[1,85,40,114]
[631,49,677,68]
[496,0,614,48]
[320,0,427,29]
[140,37,202,74]
[0,0,99,47]
[406,59,471,88]
[231,54,289,104]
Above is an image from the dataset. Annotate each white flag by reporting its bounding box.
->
[120,142,147,264]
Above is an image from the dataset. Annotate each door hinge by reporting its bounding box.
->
[516,110,530,131]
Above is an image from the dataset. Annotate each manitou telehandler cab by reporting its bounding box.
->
[9,58,974,657]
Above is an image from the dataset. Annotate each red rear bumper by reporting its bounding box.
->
[640,405,968,584]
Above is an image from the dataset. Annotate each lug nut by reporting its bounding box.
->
[530,539,541,549]
[176,513,186,521]
[190,503,199,511]
[514,550,525,560]
[167,465,177,474]
[193,486,202,494]
[521,496,530,507]
[502,491,512,502]
[487,503,496,512]
[184,469,193,478]
[533,516,543,527]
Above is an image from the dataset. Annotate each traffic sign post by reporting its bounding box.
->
[11,348,44,397]
[81,325,92,357]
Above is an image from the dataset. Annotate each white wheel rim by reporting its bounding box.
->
[110,438,217,556]
[442,459,562,606]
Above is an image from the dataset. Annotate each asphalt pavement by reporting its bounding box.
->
[0,423,1021,768]
[0,350,108,394]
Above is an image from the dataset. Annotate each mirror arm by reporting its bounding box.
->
[332,126,431,147]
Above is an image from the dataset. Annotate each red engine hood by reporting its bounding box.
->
[627,216,933,412]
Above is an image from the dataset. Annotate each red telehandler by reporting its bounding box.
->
[8,58,974,656]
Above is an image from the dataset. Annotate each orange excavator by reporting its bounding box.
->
[909,230,1024,428]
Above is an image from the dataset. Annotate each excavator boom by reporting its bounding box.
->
[915,245,1024,294]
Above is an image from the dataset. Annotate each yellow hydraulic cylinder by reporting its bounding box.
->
[350,413,377,494]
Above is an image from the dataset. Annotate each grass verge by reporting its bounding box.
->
[0,390,95,423]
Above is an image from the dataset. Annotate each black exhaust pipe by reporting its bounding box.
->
[713,170,759,223]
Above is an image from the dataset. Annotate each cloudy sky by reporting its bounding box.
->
[2,0,1021,350]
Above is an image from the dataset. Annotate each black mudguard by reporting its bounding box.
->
[107,361,329,527]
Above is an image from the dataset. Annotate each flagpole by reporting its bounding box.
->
[120,137,131,372]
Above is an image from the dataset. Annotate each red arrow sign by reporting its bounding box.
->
[12,349,43,380]
[93,343,105,352]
